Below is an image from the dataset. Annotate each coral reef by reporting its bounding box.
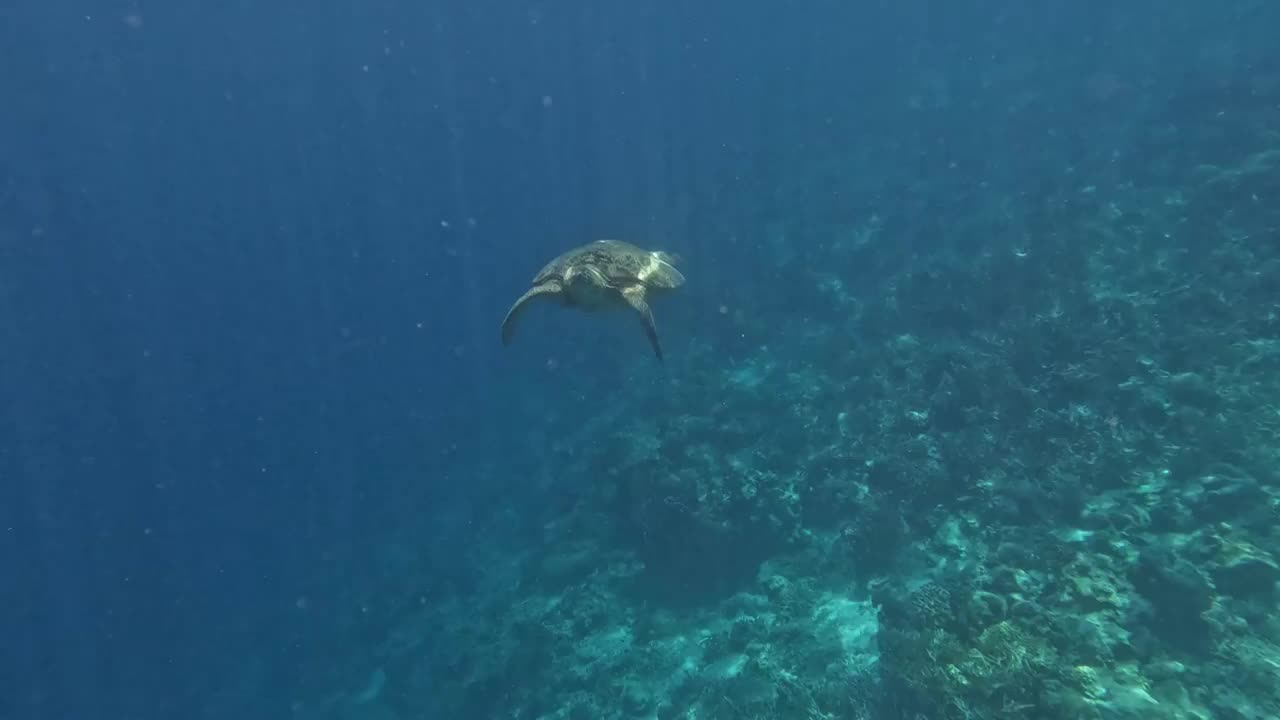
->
[275,44,1280,720]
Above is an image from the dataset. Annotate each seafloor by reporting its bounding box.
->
[270,71,1278,720]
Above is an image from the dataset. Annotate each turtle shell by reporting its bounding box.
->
[533,239,684,289]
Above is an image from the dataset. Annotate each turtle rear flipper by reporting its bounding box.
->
[622,285,663,361]
[501,282,561,345]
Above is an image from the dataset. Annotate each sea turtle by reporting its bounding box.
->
[501,239,685,360]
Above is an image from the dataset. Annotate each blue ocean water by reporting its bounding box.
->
[2,2,1278,719]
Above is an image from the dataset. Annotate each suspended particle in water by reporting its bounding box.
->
[542,95,553,108]
[124,13,143,28]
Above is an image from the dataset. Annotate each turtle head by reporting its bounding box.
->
[565,264,608,289]
[562,264,611,307]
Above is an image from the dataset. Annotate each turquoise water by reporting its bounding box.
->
[2,2,1278,719]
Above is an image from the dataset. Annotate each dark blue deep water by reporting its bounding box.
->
[3,2,1279,719]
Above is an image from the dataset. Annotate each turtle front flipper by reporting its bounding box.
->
[621,285,663,361]
[502,282,561,346]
